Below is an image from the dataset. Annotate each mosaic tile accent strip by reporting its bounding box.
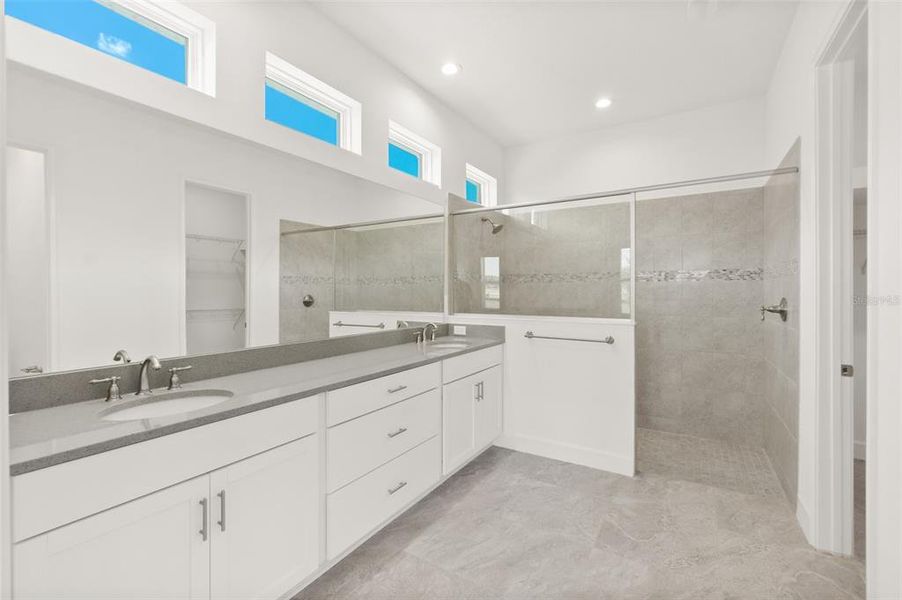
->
[453,271,622,284]
[282,275,442,287]
[636,267,763,282]
[351,275,443,287]
[281,275,335,285]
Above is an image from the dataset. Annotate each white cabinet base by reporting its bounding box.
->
[210,437,319,600]
[13,476,211,600]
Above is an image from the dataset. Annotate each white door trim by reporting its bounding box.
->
[865,1,902,595]
[812,0,865,557]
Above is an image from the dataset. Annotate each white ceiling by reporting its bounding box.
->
[311,1,800,147]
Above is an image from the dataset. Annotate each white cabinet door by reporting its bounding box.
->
[210,436,320,600]
[13,475,210,600]
[442,373,478,474]
[474,365,503,450]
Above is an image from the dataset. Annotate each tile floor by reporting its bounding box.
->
[296,430,865,599]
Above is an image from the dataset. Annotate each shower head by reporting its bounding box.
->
[481,216,504,234]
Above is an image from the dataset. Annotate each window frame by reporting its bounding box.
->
[465,163,498,207]
[106,0,216,95]
[388,120,442,187]
[5,0,216,94]
[265,51,362,154]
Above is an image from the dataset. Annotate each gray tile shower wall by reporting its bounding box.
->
[334,221,444,313]
[280,221,337,343]
[761,141,801,504]
[451,200,631,318]
[635,187,767,447]
[279,219,444,343]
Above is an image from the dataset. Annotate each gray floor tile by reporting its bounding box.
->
[296,442,864,600]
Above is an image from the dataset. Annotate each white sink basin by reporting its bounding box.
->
[100,389,234,422]
[423,340,472,355]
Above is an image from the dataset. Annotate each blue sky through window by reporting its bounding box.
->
[5,0,187,84]
[388,142,421,178]
[466,179,481,203]
[265,81,340,146]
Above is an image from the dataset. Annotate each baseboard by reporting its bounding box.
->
[495,433,634,477]
[795,495,813,545]
[854,440,866,460]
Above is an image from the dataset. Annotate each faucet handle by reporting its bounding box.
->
[90,376,122,402]
[168,365,192,390]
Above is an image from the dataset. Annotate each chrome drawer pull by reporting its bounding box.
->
[387,481,408,495]
[199,498,209,542]
[387,384,408,394]
[387,427,408,438]
[217,490,226,532]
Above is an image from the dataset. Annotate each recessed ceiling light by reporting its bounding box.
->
[441,62,461,76]
[595,97,613,109]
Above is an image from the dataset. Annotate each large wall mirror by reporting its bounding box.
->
[5,66,443,376]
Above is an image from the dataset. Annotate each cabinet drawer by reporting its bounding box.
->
[327,363,441,426]
[327,389,440,492]
[327,437,440,559]
[13,396,319,543]
[442,345,503,384]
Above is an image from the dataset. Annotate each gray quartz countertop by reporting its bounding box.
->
[10,336,502,476]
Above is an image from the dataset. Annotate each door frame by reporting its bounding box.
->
[5,143,56,374]
[178,179,253,356]
[864,0,902,594]
[813,0,865,557]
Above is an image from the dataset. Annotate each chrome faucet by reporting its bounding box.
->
[113,349,132,364]
[137,355,162,396]
[423,322,439,342]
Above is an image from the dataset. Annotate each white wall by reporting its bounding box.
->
[4,0,503,207]
[6,67,441,371]
[762,0,849,543]
[503,97,766,205]
[0,0,13,595]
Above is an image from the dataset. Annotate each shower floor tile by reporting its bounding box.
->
[637,427,786,499]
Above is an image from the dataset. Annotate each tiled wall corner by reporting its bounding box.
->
[761,140,801,505]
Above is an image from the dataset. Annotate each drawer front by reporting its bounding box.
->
[13,396,320,543]
[327,389,440,493]
[327,437,440,559]
[327,362,441,426]
[442,345,503,384]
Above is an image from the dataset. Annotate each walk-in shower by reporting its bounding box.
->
[448,162,801,500]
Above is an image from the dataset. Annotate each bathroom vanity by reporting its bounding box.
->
[8,333,503,600]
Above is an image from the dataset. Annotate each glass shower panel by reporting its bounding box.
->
[334,217,444,313]
[450,194,633,318]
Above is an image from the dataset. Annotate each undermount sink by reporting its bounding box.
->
[100,389,234,422]
[423,340,472,354]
